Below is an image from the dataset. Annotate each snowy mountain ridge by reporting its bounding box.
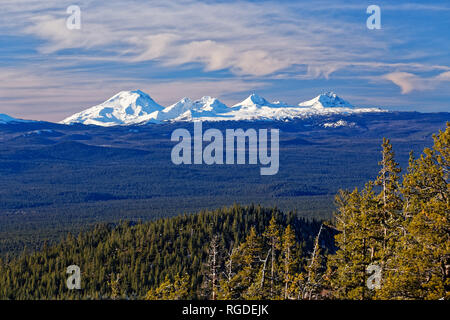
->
[54,90,387,126]
[60,90,165,126]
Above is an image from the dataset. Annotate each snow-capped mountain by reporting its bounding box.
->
[159,96,231,121]
[299,91,353,109]
[61,90,164,126]
[232,93,287,110]
[60,90,385,126]
[0,113,31,124]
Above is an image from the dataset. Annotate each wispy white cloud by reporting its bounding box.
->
[0,0,449,117]
[0,67,266,121]
[382,71,450,94]
[6,0,422,77]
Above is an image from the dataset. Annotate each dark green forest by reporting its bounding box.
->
[0,122,447,300]
[1,113,446,257]
[0,205,335,299]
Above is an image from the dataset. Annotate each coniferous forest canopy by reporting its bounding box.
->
[0,123,448,300]
[0,113,447,257]
[1,0,450,307]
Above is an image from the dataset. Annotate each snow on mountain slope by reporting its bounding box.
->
[198,92,384,121]
[299,92,353,109]
[60,90,164,126]
[61,90,386,125]
[232,93,286,110]
[159,96,231,121]
[323,120,357,128]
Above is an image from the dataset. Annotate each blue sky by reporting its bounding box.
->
[0,0,449,121]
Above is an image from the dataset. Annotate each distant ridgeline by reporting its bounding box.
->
[0,205,336,300]
[0,111,448,257]
[0,123,450,300]
[0,124,447,300]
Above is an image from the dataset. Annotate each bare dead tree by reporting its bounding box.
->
[223,244,236,282]
[259,249,271,289]
[203,235,222,300]
[303,224,324,300]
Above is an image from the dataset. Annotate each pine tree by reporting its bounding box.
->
[0,205,336,300]
[327,187,377,299]
[288,272,306,300]
[378,123,449,299]
[327,138,405,300]
[108,273,121,300]
[374,138,403,270]
[263,215,281,299]
[237,227,263,299]
[145,274,190,300]
[217,227,265,300]
[281,225,298,299]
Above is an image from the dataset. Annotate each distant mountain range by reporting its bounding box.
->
[55,90,386,126]
[0,113,31,124]
[0,97,447,256]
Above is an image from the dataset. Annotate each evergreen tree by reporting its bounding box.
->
[327,189,372,299]
[378,123,449,299]
[263,215,281,299]
[234,227,263,299]
[281,225,298,299]
[145,274,190,300]
[108,273,121,300]
[327,138,404,299]
[374,138,403,269]
[0,205,337,299]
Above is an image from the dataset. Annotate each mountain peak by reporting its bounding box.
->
[106,90,162,109]
[61,90,164,126]
[197,96,223,106]
[233,93,270,109]
[298,92,353,109]
[131,89,147,95]
[246,93,268,105]
[195,96,229,113]
[179,97,192,104]
[60,90,385,126]
[160,96,229,121]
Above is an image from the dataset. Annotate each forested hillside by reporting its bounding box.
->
[145,123,449,300]
[328,123,449,300]
[0,123,447,300]
[0,205,335,299]
[1,112,447,257]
